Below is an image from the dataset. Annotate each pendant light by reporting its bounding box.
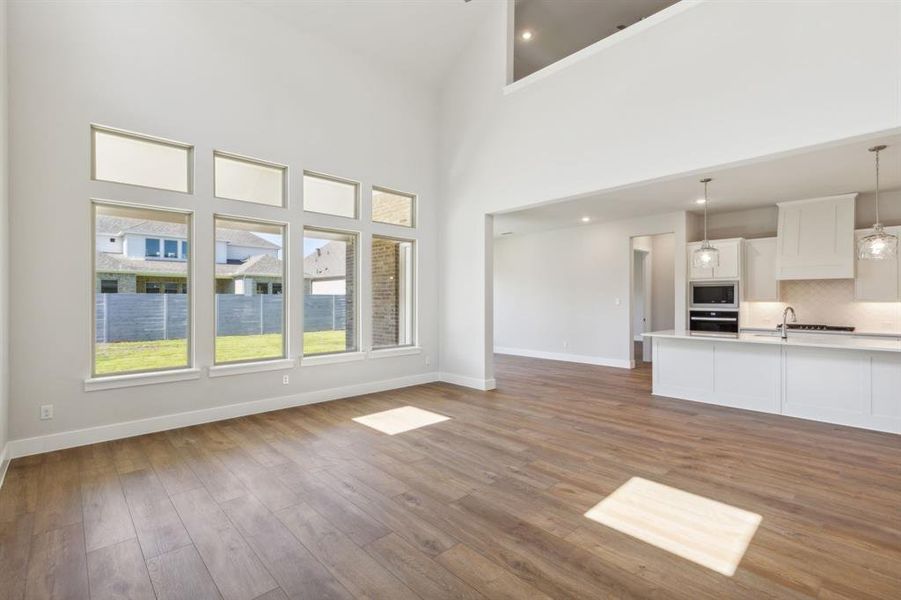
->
[692,177,719,268]
[858,145,898,261]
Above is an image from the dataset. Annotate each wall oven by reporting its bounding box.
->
[689,310,739,336]
[690,281,739,310]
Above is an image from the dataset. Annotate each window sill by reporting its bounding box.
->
[369,346,421,359]
[301,351,366,367]
[84,368,201,392]
[208,358,295,378]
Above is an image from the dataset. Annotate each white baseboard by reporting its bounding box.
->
[438,372,497,391]
[6,372,440,459]
[0,443,9,491]
[494,346,632,369]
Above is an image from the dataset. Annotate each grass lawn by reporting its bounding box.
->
[95,330,347,375]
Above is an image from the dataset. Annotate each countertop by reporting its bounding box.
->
[643,329,901,353]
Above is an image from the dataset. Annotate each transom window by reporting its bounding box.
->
[303,172,358,219]
[92,125,192,193]
[214,151,287,207]
[372,187,415,227]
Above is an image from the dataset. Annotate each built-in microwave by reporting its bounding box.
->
[690,280,739,310]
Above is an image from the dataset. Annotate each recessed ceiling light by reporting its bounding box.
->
[695,198,707,205]
[581,216,591,223]
[521,30,533,41]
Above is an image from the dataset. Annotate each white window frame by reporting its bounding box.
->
[370,234,417,351]
[302,226,361,358]
[91,124,194,194]
[212,214,290,367]
[90,199,195,379]
[213,150,289,209]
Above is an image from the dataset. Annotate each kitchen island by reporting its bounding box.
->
[643,330,901,434]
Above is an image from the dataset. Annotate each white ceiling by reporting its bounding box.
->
[494,133,901,236]
[514,0,678,80]
[249,0,488,88]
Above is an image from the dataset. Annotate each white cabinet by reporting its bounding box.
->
[687,238,742,281]
[854,226,901,301]
[743,237,780,301]
[776,194,856,280]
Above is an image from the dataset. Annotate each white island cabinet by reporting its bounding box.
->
[644,330,901,434]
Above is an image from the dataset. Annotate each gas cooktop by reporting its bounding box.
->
[783,323,855,332]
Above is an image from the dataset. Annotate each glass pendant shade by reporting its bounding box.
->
[858,223,898,260]
[693,177,719,268]
[692,240,720,268]
[858,144,898,261]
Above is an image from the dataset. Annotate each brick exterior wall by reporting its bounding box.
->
[96,273,136,293]
[136,276,188,293]
[371,238,400,347]
[372,191,413,226]
[344,238,356,350]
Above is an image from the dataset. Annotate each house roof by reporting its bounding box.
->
[96,253,284,279]
[97,215,280,249]
[303,241,346,279]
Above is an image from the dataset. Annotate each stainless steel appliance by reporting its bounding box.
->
[690,280,739,310]
[689,309,739,336]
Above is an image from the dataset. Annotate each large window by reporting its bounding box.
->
[91,125,192,193]
[372,187,415,227]
[93,203,192,376]
[303,228,358,355]
[214,217,286,365]
[303,172,358,219]
[372,236,415,349]
[214,152,286,207]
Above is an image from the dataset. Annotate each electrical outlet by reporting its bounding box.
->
[615,297,622,306]
[40,404,54,420]
[563,341,568,350]
[425,355,431,366]
[282,375,290,385]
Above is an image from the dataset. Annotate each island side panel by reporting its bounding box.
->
[652,336,781,415]
[783,346,901,434]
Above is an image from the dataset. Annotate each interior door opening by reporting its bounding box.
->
[631,233,676,365]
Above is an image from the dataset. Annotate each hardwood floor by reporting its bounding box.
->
[1,354,900,599]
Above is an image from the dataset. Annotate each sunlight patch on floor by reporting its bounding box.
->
[584,477,761,576]
[352,406,450,435]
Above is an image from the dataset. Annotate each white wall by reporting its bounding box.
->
[0,0,10,470]
[493,212,688,367]
[439,0,901,384]
[7,2,438,445]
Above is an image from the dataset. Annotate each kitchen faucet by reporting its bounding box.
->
[779,306,797,340]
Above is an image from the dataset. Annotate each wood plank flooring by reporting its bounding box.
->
[1,354,900,599]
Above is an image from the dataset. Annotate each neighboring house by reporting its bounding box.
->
[95,216,283,294]
[303,241,348,295]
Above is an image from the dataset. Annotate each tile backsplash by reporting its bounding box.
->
[742,279,901,333]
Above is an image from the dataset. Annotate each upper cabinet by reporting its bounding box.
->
[854,226,901,301]
[776,194,856,280]
[687,238,742,281]
[743,237,780,301]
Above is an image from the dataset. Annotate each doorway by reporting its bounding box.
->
[630,233,676,365]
